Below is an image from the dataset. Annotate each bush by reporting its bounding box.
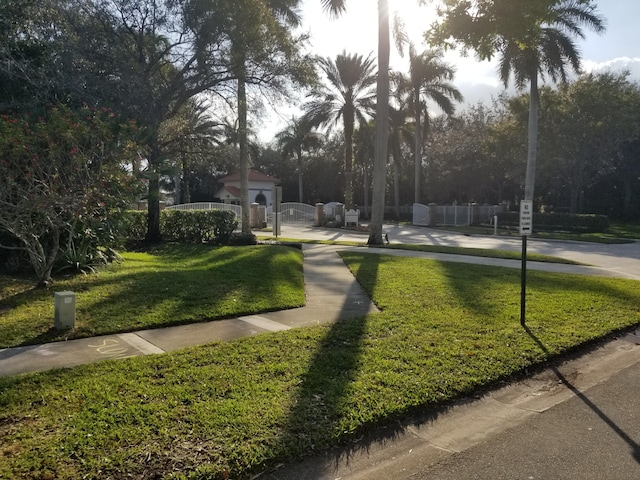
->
[118,211,148,241]
[115,209,239,245]
[228,232,258,245]
[497,212,610,233]
[160,210,238,244]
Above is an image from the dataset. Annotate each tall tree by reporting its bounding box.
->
[395,46,462,204]
[276,116,320,203]
[303,51,377,210]
[193,0,314,234]
[369,0,391,244]
[432,0,605,206]
[320,0,390,244]
[55,0,237,242]
[159,98,220,204]
[387,103,413,218]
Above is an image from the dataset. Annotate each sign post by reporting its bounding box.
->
[519,200,533,326]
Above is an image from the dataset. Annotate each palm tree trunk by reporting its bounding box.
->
[368,0,390,245]
[524,75,539,202]
[297,148,304,203]
[145,139,162,243]
[393,154,400,219]
[344,111,355,210]
[413,89,422,204]
[238,75,251,234]
[363,164,370,219]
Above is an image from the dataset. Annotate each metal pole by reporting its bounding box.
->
[520,235,527,326]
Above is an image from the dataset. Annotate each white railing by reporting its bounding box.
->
[167,202,318,226]
[166,202,242,218]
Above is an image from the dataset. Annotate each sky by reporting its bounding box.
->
[258,0,640,142]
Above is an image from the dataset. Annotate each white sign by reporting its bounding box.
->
[520,200,533,236]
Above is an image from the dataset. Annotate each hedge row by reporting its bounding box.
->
[122,210,239,244]
[496,212,609,233]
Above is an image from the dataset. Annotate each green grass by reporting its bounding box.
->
[1,252,639,479]
[0,244,304,348]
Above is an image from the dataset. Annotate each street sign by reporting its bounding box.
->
[519,200,533,236]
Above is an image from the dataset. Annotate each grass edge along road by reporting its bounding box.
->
[1,252,639,479]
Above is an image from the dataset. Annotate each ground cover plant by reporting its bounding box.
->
[0,244,304,348]
[1,253,639,479]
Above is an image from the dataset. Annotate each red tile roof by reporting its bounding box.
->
[219,169,280,184]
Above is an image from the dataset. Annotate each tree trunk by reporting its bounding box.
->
[344,109,355,210]
[363,164,370,219]
[414,88,422,204]
[181,157,191,204]
[145,139,163,243]
[297,148,304,203]
[368,0,390,245]
[524,76,539,203]
[238,75,251,235]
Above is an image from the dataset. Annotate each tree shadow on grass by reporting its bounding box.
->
[3,244,304,348]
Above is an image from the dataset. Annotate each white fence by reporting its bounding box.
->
[413,203,506,227]
[266,202,316,224]
[166,202,242,217]
[167,202,317,226]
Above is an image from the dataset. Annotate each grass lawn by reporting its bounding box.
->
[1,251,639,479]
[0,244,304,348]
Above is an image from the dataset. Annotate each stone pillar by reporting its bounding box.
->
[335,203,344,225]
[315,203,325,226]
[429,203,438,227]
[250,203,260,229]
[470,203,479,225]
[258,205,267,228]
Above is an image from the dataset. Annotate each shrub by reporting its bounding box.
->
[118,211,148,241]
[228,232,258,245]
[160,210,238,244]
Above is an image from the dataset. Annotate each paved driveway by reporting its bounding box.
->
[278,224,640,280]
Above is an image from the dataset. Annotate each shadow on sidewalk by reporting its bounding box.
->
[524,325,640,464]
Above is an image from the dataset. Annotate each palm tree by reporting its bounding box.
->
[497,0,604,203]
[387,102,413,219]
[159,98,221,204]
[353,119,375,217]
[220,0,307,234]
[396,46,463,204]
[275,116,320,203]
[320,0,390,244]
[303,51,376,209]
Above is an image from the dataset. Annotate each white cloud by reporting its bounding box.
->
[582,57,640,80]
